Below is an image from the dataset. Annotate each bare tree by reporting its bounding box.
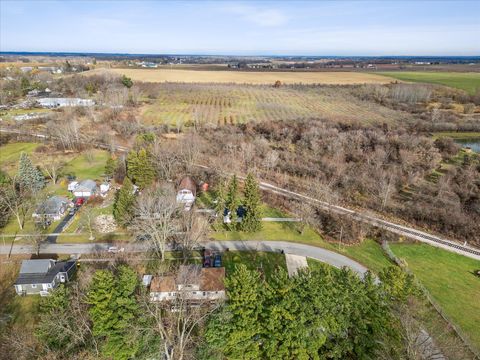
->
[177,211,209,257]
[0,179,33,230]
[41,158,65,185]
[291,200,315,235]
[142,267,221,360]
[130,186,179,260]
[152,141,181,181]
[79,206,96,241]
[29,229,45,256]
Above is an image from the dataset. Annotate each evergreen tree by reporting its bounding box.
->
[240,173,262,232]
[214,180,227,229]
[113,177,136,226]
[121,75,133,88]
[204,266,398,359]
[225,175,240,230]
[104,156,116,178]
[17,152,44,192]
[127,149,155,189]
[205,265,264,359]
[87,266,140,360]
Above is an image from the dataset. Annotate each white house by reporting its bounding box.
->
[150,265,226,303]
[72,179,97,198]
[176,176,197,210]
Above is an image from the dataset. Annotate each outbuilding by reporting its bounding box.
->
[72,179,97,198]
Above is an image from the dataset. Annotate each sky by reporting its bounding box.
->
[1,0,479,56]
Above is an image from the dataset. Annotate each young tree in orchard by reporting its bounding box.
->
[87,266,141,360]
[17,152,44,192]
[225,175,240,230]
[113,177,136,226]
[240,173,262,232]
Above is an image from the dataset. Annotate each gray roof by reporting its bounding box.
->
[16,260,76,285]
[19,259,55,274]
[35,196,69,216]
[75,179,97,192]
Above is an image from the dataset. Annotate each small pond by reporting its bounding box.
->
[454,139,480,153]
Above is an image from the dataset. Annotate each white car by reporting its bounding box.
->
[107,246,124,253]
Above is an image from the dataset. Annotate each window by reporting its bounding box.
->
[203,292,206,296]
[31,284,37,288]
[192,291,197,294]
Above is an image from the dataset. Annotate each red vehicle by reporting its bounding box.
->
[74,197,85,207]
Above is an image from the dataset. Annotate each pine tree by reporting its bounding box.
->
[226,175,240,230]
[104,156,116,178]
[87,266,140,360]
[241,173,262,232]
[136,148,155,188]
[17,152,44,192]
[113,177,135,226]
[127,149,155,189]
[214,180,227,229]
[126,150,139,183]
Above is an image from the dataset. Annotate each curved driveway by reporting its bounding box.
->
[0,240,370,277]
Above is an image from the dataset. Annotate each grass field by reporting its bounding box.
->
[335,239,392,274]
[390,243,480,349]
[141,83,406,127]
[223,251,286,280]
[90,68,394,85]
[379,71,480,94]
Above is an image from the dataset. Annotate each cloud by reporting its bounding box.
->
[224,3,288,27]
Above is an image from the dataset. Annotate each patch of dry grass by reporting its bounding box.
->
[87,68,395,85]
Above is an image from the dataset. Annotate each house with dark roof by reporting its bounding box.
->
[32,196,71,221]
[150,265,226,303]
[14,259,76,296]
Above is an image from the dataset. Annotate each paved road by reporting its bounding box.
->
[2,127,479,260]
[0,240,371,277]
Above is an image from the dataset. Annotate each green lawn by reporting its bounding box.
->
[335,239,393,274]
[378,71,480,94]
[0,142,40,166]
[211,221,327,245]
[222,251,286,280]
[390,243,480,350]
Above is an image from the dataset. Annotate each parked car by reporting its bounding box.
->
[203,249,212,267]
[74,197,85,207]
[214,254,222,267]
[68,207,76,215]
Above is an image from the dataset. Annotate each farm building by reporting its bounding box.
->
[36,97,94,108]
[32,196,71,221]
[14,259,77,296]
[72,179,97,198]
[176,176,197,210]
[150,265,226,303]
